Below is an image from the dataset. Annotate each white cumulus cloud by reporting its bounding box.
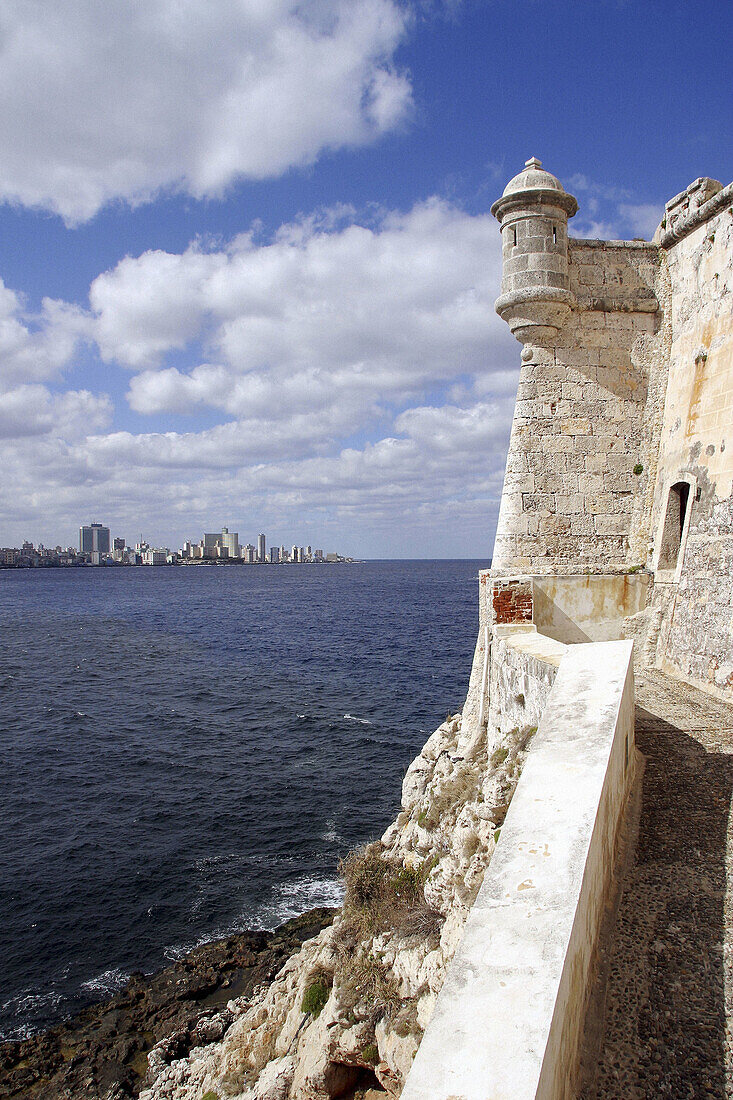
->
[0,385,111,440]
[90,199,512,457]
[0,0,412,224]
[0,280,89,386]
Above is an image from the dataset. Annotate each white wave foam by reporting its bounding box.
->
[321,820,346,845]
[193,852,241,871]
[0,987,65,1040]
[343,713,371,725]
[0,1020,40,1041]
[235,872,345,933]
[1,988,63,1015]
[264,874,344,926]
[80,968,129,995]
[163,931,224,961]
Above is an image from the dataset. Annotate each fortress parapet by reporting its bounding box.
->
[491,157,578,344]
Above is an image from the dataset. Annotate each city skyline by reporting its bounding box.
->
[2,520,348,566]
[0,2,730,556]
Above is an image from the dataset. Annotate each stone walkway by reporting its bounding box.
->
[588,668,733,1100]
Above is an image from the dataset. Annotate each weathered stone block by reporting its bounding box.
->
[523,363,566,383]
[570,514,596,535]
[563,453,587,473]
[559,417,592,435]
[541,435,578,454]
[555,492,585,514]
[577,473,605,495]
[584,454,608,474]
[504,472,535,493]
[584,492,618,515]
[561,382,587,401]
[505,451,529,474]
[526,451,564,473]
[594,514,630,535]
[516,381,539,401]
[539,473,578,494]
[539,515,572,534]
[555,348,596,369]
[522,492,555,514]
[603,470,633,492]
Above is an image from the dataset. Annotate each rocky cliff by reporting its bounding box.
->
[140,698,535,1100]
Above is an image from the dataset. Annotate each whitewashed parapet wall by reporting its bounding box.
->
[401,639,636,1100]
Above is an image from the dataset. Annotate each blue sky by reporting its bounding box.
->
[0,0,730,557]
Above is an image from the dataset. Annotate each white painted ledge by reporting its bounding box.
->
[496,623,568,667]
[402,639,635,1100]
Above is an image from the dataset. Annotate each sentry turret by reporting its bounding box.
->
[491,157,578,344]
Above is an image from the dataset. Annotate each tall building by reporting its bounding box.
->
[269,546,280,563]
[113,537,125,551]
[258,533,266,563]
[79,523,110,556]
[291,545,299,563]
[220,527,239,558]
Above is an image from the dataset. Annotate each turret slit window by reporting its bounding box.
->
[552,225,557,244]
[658,481,690,571]
[512,227,517,247]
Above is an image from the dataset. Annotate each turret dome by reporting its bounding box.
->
[491,158,578,218]
[502,157,565,196]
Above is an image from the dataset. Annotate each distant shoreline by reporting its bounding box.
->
[0,559,361,570]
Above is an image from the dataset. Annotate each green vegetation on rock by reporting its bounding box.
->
[302,978,330,1018]
[362,1042,379,1064]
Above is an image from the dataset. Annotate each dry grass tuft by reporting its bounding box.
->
[419,764,482,829]
[338,843,442,943]
[334,843,442,1023]
[334,944,402,1023]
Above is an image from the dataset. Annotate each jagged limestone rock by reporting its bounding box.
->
[139,706,534,1100]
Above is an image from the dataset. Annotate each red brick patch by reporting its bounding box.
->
[492,580,534,624]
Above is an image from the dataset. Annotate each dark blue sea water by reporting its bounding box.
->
[0,560,482,1040]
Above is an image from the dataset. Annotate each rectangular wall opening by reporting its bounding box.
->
[658,481,690,571]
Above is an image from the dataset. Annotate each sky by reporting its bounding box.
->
[0,0,730,558]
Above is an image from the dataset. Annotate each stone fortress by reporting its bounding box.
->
[137,163,733,1100]
[486,157,732,700]
[406,160,733,1099]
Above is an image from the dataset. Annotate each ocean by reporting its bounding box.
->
[0,559,482,1040]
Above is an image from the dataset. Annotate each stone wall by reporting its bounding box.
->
[491,239,668,575]
[651,184,733,697]
[402,640,636,1100]
[487,627,564,741]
